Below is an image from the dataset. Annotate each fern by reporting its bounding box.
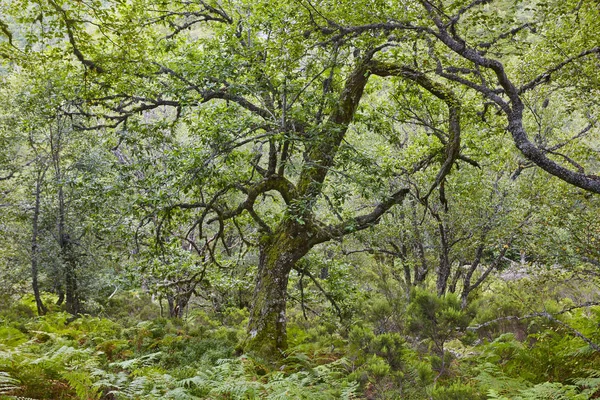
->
[0,371,20,395]
[61,370,101,400]
[487,388,510,400]
[163,386,202,399]
[571,369,600,397]
[175,375,204,389]
[488,381,590,400]
[475,362,531,396]
[1,307,362,400]
[520,382,586,400]
[110,351,162,370]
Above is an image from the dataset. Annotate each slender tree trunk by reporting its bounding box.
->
[51,123,79,315]
[402,262,412,288]
[411,204,429,285]
[461,243,509,309]
[461,244,484,309]
[436,222,451,296]
[64,262,79,314]
[56,288,65,306]
[167,290,192,318]
[245,223,310,358]
[448,266,462,294]
[460,286,470,310]
[31,168,47,316]
[62,235,80,315]
[167,295,180,318]
[57,184,79,315]
[56,174,79,315]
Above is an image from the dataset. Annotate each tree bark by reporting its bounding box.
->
[245,222,310,358]
[411,204,429,285]
[461,244,509,309]
[436,221,451,296]
[422,3,600,194]
[56,288,65,306]
[51,120,79,315]
[62,233,80,315]
[55,153,79,314]
[167,294,185,318]
[57,183,79,315]
[244,188,409,359]
[167,286,195,318]
[31,168,47,316]
[448,266,462,294]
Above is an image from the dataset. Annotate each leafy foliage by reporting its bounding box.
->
[1,0,600,398]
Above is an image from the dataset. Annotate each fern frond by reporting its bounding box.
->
[109,351,162,370]
[0,371,20,395]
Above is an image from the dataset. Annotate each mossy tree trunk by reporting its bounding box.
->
[246,222,310,358]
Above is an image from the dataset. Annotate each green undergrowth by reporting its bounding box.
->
[1,287,600,399]
[0,295,359,399]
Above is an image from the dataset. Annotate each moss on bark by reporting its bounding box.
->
[245,225,309,360]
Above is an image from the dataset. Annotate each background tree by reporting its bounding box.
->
[0,63,127,315]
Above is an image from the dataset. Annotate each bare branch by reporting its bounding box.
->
[0,18,17,49]
[519,47,600,94]
[0,170,16,181]
[450,0,495,26]
[546,121,596,153]
[342,247,401,257]
[294,265,342,320]
[312,188,410,245]
[477,23,534,50]
[369,61,462,198]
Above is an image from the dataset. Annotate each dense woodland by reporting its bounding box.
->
[1,0,600,398]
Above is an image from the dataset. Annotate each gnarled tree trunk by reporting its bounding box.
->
[246,222,310,358]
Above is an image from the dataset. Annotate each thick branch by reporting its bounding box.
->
[311,188,410,245]
[48,0,104,73]
[421,0,600,194]
[296,60,373,200]
[369,61,462,198]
